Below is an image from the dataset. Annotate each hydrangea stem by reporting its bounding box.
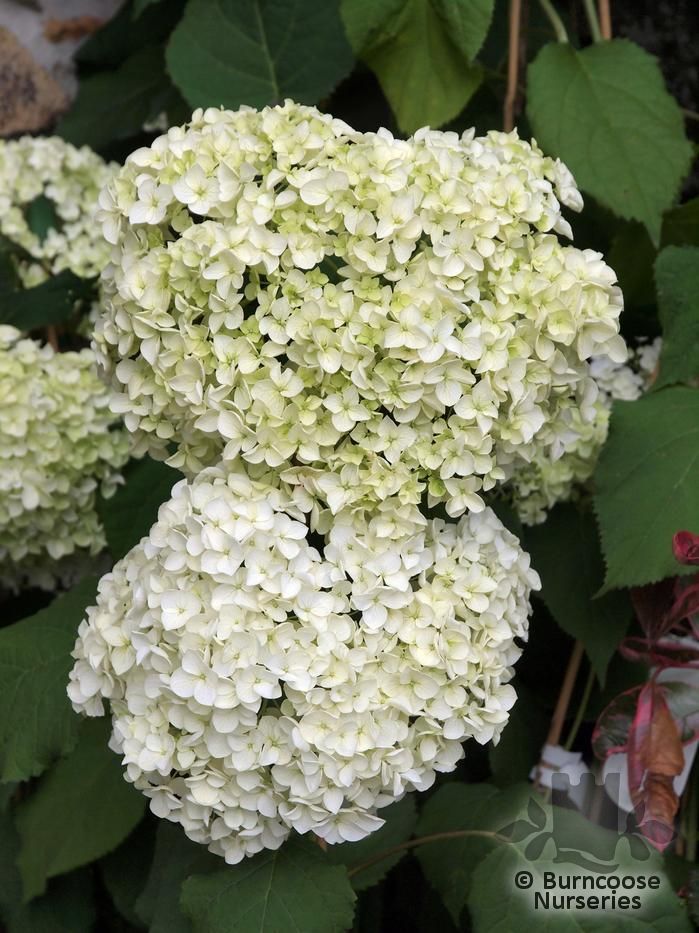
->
[537,0,568,42]
[504,0,522,132]
[548,640,585,747]
[563,662,596,751]
[346,829,510,880]
[582,0,602,42]
[598,0,612,40]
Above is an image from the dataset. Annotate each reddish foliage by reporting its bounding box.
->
[673,530,699,566]
[592,531,699,850]
[626,682,684,851]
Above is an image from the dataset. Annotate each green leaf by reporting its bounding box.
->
[594,387,699,589]
[527,40,692,242]
[524,505,631,683]
[654,246,699,389]
[0,270,93,331]
[181,837,356,933]
[135,821,220,933]
[16,718,146,899]
[415,783,532,923]
[0,577,97,782]
[100,821,155,928]
[7,873,96,933]
[606,222,656,311]
[24,195,61,243]
[166,0,354,112]
[57,46,179,149]
[342,0,489,133]
[663,198,699,248]
[325,796,417,891]
[468,821,692,932]
[99,456,180,560]
[343,0,493,62]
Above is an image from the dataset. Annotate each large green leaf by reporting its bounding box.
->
[57,47,181,149]
[342,0,491,132]
[100,821,155,928]
[166,0,354,111]
[524,505,631,683]
[527,40,692,242]
[16,718,146,899]
[654,246,699,389]
[0,270,93,331]
[325,796,417,891]
[0,577,97,782]
[3,801,94,933]
[25,195,61,243]
[415,782,532,923]
[135,822,220,933]
[594,387,699,589]
[99,456,180,561]
[468,807,692,932]
[663,198,699,248]
[6,874,96,933]
[181,837,356,933]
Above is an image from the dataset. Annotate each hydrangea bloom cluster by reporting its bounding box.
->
[69,467,538,862]
[506,338,660,523]
[0,326,129,590]
[94,101,625,519]
[0,136,115,285]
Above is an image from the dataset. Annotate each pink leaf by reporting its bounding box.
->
[673,531,699,566]
[627,681,684,852]
[630,580,676,641]
[592,686,641,760]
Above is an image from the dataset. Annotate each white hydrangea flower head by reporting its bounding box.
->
[506,337,661,524]
[69,465,538,863]
[0,136,116,284]
[94,100,626,518]
[0,326,129,591]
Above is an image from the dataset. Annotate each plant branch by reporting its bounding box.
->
[504,0,522,132]
[347,829,510,880]
[582,0,602,42]
[547,640,585,749]
[564,661,596,751]
[597,0,612,39]
[46,326,59,351]
[537,0,569,42]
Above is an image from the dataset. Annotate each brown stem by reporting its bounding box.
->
[533,640,585,787]
[547,640,585,748]
[597,0,611,39]
[347,829,510,880]
[46,325,59,351]
[504,0,522,132]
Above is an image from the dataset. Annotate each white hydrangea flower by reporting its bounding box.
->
[68,466,538,863]
[0,326,129,591]
[0,136,116,284]
[506,337,661,523]
[94,100,626,518]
